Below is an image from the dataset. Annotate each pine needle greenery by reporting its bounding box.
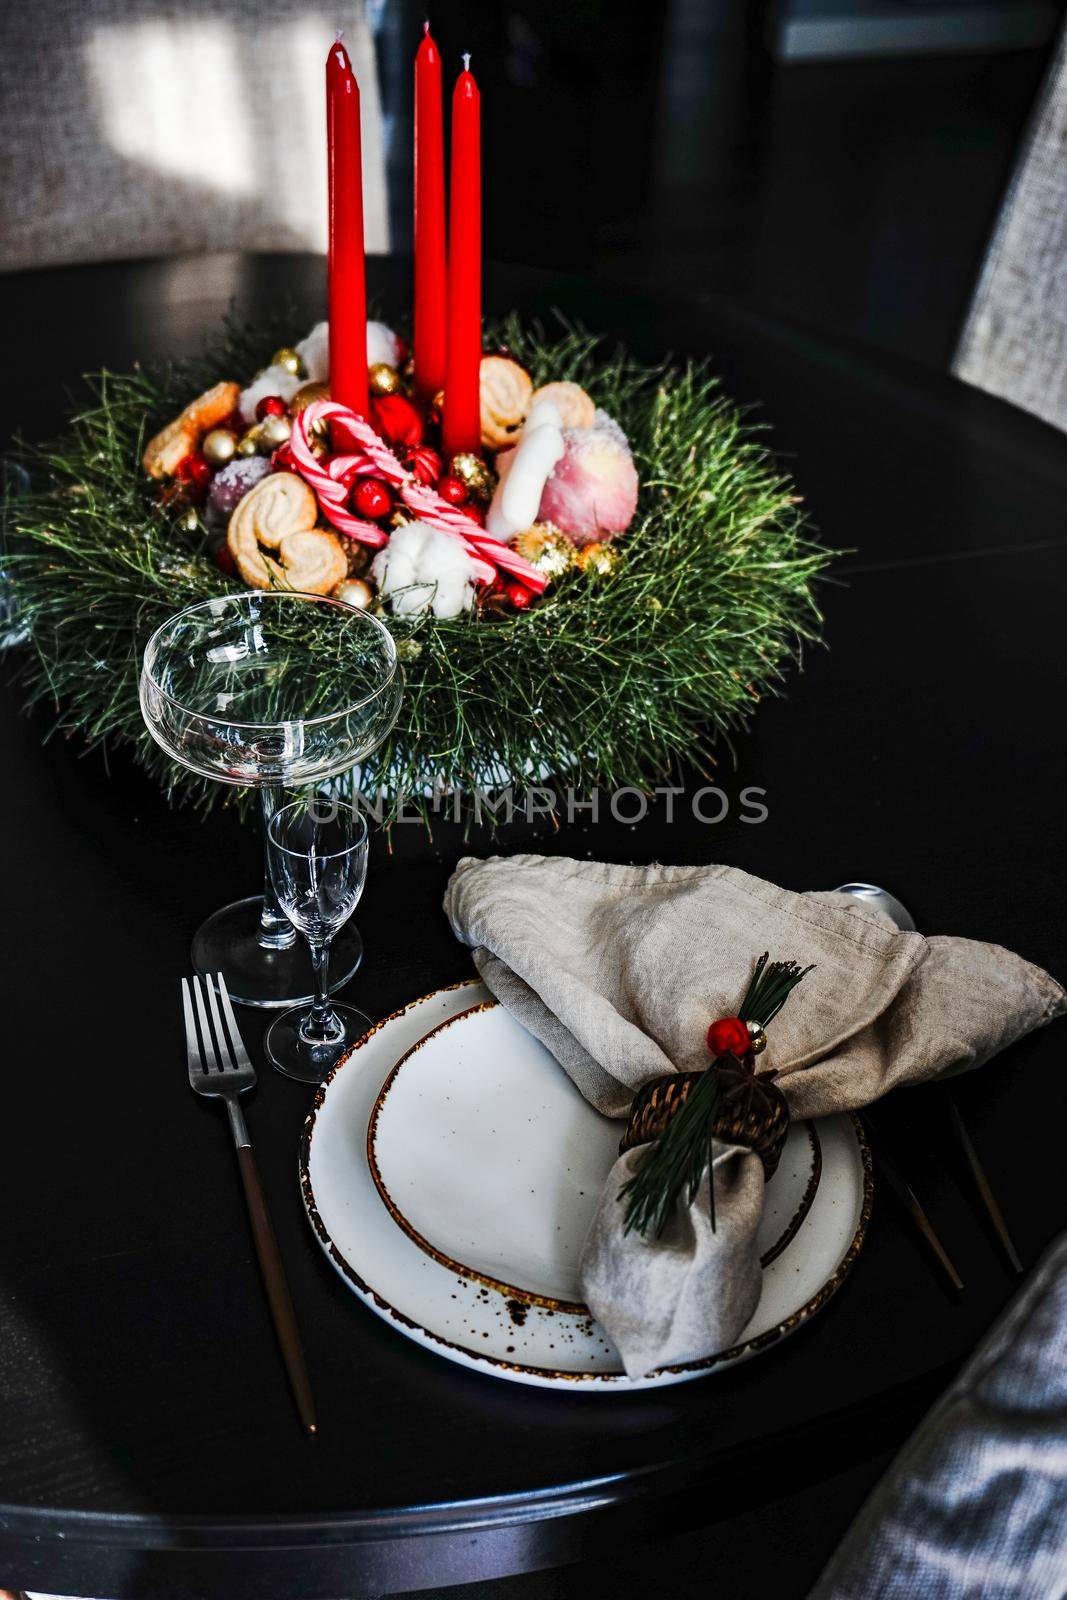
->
[620,955,813,1239]
[1,314,833,819]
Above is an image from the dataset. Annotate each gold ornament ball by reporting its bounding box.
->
[289,381,330,416]
[235,428,261,458]
[747,1026,767,1056]
[334,577,375,610]
[369,362,401,397]
[272,346,304,378]
[576,541,621,577]
[177,506,200,533]
[512,523,575,579]
[257,412,292,450]
[201,427,237,468]
[449,451,495,503]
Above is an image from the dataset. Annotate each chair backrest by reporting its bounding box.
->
[0,2,388,272]
[954,23,1067,430]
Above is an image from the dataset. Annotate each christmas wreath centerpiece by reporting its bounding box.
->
[3,31,832,822]
[3,312,832,819]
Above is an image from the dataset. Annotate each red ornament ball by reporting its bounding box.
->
[351,478,393,520]
[505,581,533,611]
[372,393,424,448]
[255,395,288,421]
[406,444,442,485]
[175,452,213,501]
[462,502,486,527]
[706,1016,751,1060]
[436,473,468,507]
[214,542,238,578]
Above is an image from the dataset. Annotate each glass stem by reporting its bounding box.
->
[258,786,297,950]
[301,937,335,1043]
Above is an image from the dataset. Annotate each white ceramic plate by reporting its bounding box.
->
[300,980,872,1391]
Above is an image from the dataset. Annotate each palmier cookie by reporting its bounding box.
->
[479,355,533,451]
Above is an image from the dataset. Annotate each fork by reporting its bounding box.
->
[182,973,317,1434]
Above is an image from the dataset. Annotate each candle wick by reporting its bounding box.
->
[423,18,430,33]
[462,51,471,70]
[335,27,344,43]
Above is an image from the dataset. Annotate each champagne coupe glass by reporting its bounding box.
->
[140,591,401,1008]
[265,798,370,1081]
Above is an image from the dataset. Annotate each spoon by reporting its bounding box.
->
[831,881,1022,1277]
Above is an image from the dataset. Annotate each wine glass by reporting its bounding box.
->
[140,591,401,1008]
[265,798,370,1081]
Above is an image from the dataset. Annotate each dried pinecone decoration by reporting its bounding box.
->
[618,953,813,1239]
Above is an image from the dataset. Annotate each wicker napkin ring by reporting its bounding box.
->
[619,1064,791,1179]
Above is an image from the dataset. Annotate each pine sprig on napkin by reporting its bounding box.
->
[620,954,812,1238]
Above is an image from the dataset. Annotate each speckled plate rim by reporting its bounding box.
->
[299,980,874,1390]
[365,997,824,1313]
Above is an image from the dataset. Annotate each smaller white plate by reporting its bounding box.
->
[301,981,872,1391]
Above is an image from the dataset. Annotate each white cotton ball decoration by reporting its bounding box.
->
[367,320,402,369]
[238,365,303,425]
[295,322,330,384]
[371,521,481,618]
[294,321,402,390]
[486,398,565,540]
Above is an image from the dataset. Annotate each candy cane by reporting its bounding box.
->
[285,409,388,548]
[403,481,547,590]
[293,401,546,592]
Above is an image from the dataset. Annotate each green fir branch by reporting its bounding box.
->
[2,316,835,822]
[620,954,813,1239]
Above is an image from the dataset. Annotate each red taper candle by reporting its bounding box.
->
[414,24,447,402]
[327,34,368,418]
[442,54,482,460]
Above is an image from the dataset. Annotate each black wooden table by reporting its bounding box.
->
[2,254,1065,1600]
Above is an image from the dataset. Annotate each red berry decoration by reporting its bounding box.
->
[255,395,287,421]
[351,478,393,520]
[372,393,424,448]
[214,542,238,578]
[505,581,533,611]
[706,1016,751,1060]
[405,444,442,485]
[463,502,486,527]
[437,473,468,507]
[175,452,212,501]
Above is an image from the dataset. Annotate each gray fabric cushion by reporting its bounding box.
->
[0,1,388,271]
[954,23,1067,431]
[810,1231,1067,1598]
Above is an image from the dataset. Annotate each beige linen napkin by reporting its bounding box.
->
[444,855,1065,1378]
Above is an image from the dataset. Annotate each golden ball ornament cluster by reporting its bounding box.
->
[290,381,330,415]
[201,428,237,467]
[448,451,495,503]
[511,523,575,579]
[271,346,304,378]
[575,541,621,577]
[369,363,401,396]
[334,577,375,610]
